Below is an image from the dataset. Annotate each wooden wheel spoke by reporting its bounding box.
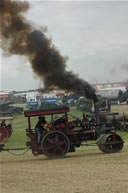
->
[55,134,59,143]
[47,138,54,145]
[45,145,54,151]
[53,147,57,155]
[59,140,66,146]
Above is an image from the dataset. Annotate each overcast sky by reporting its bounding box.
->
[1,0,128,91]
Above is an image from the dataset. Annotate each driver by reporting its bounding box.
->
[35,116,47,145]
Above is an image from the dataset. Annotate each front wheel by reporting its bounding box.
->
[41,131,70,159]
[98,134,124,153]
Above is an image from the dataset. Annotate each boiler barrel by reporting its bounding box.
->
[99,113,128,122]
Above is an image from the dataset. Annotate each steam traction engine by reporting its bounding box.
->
[24,105,124,159]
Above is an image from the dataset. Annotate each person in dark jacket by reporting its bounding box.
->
[1,120,6,127]
[35,116,47,144]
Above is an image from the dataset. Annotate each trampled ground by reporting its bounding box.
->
[0,144,128,193]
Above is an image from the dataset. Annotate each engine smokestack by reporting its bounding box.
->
[94,100,101,125]
[0,0,97,101]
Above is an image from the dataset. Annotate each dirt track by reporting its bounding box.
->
[0,145,128,193]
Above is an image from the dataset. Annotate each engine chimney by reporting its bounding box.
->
[94,100,100,125]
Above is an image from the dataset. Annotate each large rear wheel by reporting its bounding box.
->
[41,131,70,159]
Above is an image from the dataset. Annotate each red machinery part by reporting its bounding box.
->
[0,126,9,143]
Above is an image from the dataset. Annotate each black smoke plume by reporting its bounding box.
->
[0,0,97,101]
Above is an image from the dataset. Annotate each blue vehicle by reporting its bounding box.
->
[0,101,24,116]
[26,101,38,109]
[9,105,24,114]
[40,97,58,104]
[26,97,39,109]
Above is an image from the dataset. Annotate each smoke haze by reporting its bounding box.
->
[0,0,97,100]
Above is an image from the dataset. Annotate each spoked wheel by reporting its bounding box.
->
[41,131,70,159]
[98,134,124,153]
[0,127,9,143]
